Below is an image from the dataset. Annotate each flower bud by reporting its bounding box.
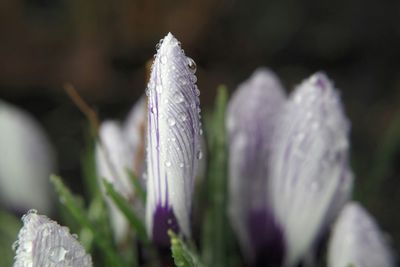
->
[145,33,202,246]
[328,202,394,267]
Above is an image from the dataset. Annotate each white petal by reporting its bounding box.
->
[328,202,394,267]
[13,210,92,267]
[96,120,135,242]
[122,96,147,175]
[268,73,354,266]
[227,68,286,261]
[0,101,55,214]
[146,33,201,240]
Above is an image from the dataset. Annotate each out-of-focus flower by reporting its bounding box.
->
[145,33,202,246]
[96,98,146,243]
[328,202,394,267]
[0,100,55,214]
[13,210,92,267]
[226,68,286,263]
[268,73,354,266]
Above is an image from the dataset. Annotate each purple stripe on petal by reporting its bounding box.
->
[146,33,201,245]
[268,72,354,266]
[226,68,286,263]
[248,209,284,265]
[152,205,179,247]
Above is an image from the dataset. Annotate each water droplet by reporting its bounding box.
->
[12,241,19,251]
[156,85,163,94]
[191,75,197,83]
[145,87,150,96]
[160,55,167,64]
[165,161,172,167]
[179,112,187,122]
[49,246,68,263]
[72,233,78,239]
[195,85,200,96]
[179,163,184,168]
[199,129,203,135]
[196,150,203,160]
[174,92,184,103]
[168,117,176,126]
[187,57,197,73]
[27,209,37,215]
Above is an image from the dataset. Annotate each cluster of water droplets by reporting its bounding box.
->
[148,34,203,173]
[13,210,92,267]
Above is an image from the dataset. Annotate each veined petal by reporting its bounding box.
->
[226,68,285,263]
[328,202,394,267]
[96,120,136,242]
[146,33,202,245]
[0,101,55,214]
[13,210,92,267]
[268,73,354,266]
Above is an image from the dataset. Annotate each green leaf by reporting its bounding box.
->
[169,230,204,267]
[126,168,147,204]
[201,85,230,267]
[102,179,149,244]
[50,175,125,267]
[0,211,21,267]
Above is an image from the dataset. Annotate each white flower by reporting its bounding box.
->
[145,33,202,246]
[95,97,146,242]
[0,100,55,214]
[328,202,394,267]
[268,73,354,266]
[13,210,92,267]
[226,68,286,262]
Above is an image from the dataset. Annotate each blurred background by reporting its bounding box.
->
[0,0,399,262]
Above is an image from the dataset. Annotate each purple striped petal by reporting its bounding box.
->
[268,73,354,266]
[13,210,92,267]
[328,202,394,267]
[226,68,286,263]
[145,33,202,245]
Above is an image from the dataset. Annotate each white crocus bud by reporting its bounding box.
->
[227,68,286,263]
[96,97,147,243]
[328,202,394,267]
[13,210,92,267]
[145,33,202,246]
[268,73,354,266]
[96,120,135,242]
[0,100,55,214]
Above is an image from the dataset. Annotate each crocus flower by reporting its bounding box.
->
[328,202,394,267]
[226,68,286,263]
[96,98,146,242]
[145,33,202,246]
[268,73,354,266]
[13,210,92,267]
[0,100,55,214]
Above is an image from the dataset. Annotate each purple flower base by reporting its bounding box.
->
[248,209,285,265]
[152,205,179,247]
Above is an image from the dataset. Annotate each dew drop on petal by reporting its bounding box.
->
[165,161,172,167]
[196,150,203,160]
[174,92,184,103]
[179,112,187,122]
[187,57,197,73]
[168,117,176,126]
[195,85,200,96]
